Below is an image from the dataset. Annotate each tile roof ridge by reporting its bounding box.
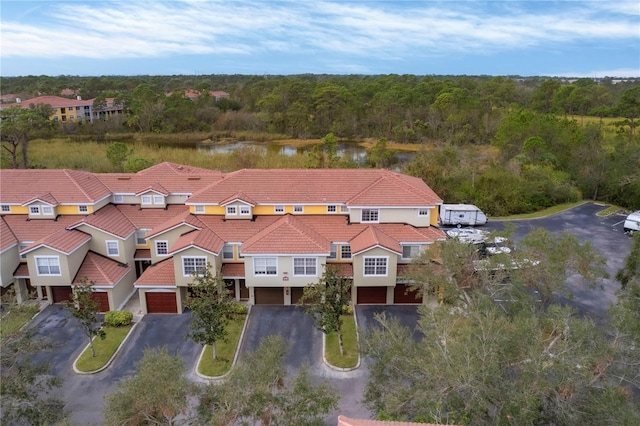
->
[344,172,386,205]
[63,169,98,201]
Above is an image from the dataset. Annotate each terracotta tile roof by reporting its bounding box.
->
[134,259,176,286]
[188,168,439,207]
[169,228,224,255]
[242,215,330,255]
[347,171,441,207]
[197,215,281,243]
[73,252,131,286]
[134,183,169,196]
[376,223,446,243]
[19,95,93,108]
[13,263,29,278]
[1,217,18,252]
[350,226,402,255]
[219,191,257,206]
[222,263,245,277]
[146,210,202,239]
[2,215,81,242]
[116,204,190,229]
[337,416,449,426]
[69,204,137,238]
[134,249,151,259]
[98,162,223,195]
[0,169,111,205]
[22,192,58,206]
[22,228,91,255]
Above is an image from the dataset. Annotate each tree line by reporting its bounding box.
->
[1,74,639,213]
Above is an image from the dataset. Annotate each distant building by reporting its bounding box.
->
[14,95,124,122]
[167,89,230,101]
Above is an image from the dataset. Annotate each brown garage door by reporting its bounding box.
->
[291,287,305,305]
[357,286,387,304]
[146,292,178,314]
[254,287,284,305]
[394,284,423,304]
[52,286,73,303]
[91,292,110,312]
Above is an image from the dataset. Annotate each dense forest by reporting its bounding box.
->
[1,74,639,214]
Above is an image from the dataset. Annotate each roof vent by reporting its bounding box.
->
[117,177,131,180]
[187,177,201,181]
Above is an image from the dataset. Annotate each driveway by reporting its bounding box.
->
[28,307,197,425]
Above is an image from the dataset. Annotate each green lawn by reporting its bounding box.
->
[491,200,589,221]
[0,304,39,338]
[325,314,359,369]
[197,314,247,377]
[75,325,133,372]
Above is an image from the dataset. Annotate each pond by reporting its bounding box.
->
[195,140,415,166]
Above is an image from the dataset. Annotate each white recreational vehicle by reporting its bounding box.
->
[624,210,640,234]
[439,204,488,226]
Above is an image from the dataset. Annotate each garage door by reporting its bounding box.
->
[52,286,73,303]
[254,287,284,305]
[91,292,110,312]
[357,286,387,304]
[146,292,178,313]
[394,284,423,304]
[291,287,305,305]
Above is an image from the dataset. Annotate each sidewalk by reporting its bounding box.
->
[122,290,144,322]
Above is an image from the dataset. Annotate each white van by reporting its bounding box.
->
[624,210,640,234]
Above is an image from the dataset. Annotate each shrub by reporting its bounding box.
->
[104,310,133,327]
[226,303,248,317]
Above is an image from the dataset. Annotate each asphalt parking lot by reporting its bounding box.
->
[25,202,632,424]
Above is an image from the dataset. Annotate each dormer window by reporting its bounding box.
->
[113,194,124,203]
[240,205,251,216]
[29,206,40,215]
[153,195,164,204]
[141,195,152,205]
[194,205,205,214]
[42,206,54,215]
[226,206,237,215]
[294,205,303,214]
[274,205,284,214]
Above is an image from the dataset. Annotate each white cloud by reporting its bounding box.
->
[1,0,638,62]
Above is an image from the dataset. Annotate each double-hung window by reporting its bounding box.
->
[183,257,207,276]
[363,257,388,276]
[361,208,379,223]
[341,245,352,259]
[293,258,316,276]
[155,240,169,256]
[254,258,277,275]
[36,256,61,276]
[106,240,119,256]
[222,244,234,260]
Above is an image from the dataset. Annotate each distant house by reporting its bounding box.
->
[0,163,445,313]
[167,89,230,102]
[14,95,124,122]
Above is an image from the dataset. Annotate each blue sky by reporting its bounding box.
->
[1,0,639,77]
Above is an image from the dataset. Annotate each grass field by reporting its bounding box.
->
[75,325,133,372]
[325,314,359,369]
[197,314,247,377]
[0,304,39,338]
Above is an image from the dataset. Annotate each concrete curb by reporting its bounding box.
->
[72,322,139,375]
[322,308,361,372]
[194,305,252,381]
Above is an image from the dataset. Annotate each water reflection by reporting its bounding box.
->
[196,140,413,166]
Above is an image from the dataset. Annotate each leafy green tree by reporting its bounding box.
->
[299,265,352,355]
[66,280,105,357]
[1,329,66,425]
[305,132,340,168]
[186,264,234,360]
[617,86,640,140]
[368,137,393,168]
[105,142,131,172]
[197,335,338,425]
[0,104,53,168]
[104,347,192,426]
[124,157,154,173]
[615,232,640,289]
